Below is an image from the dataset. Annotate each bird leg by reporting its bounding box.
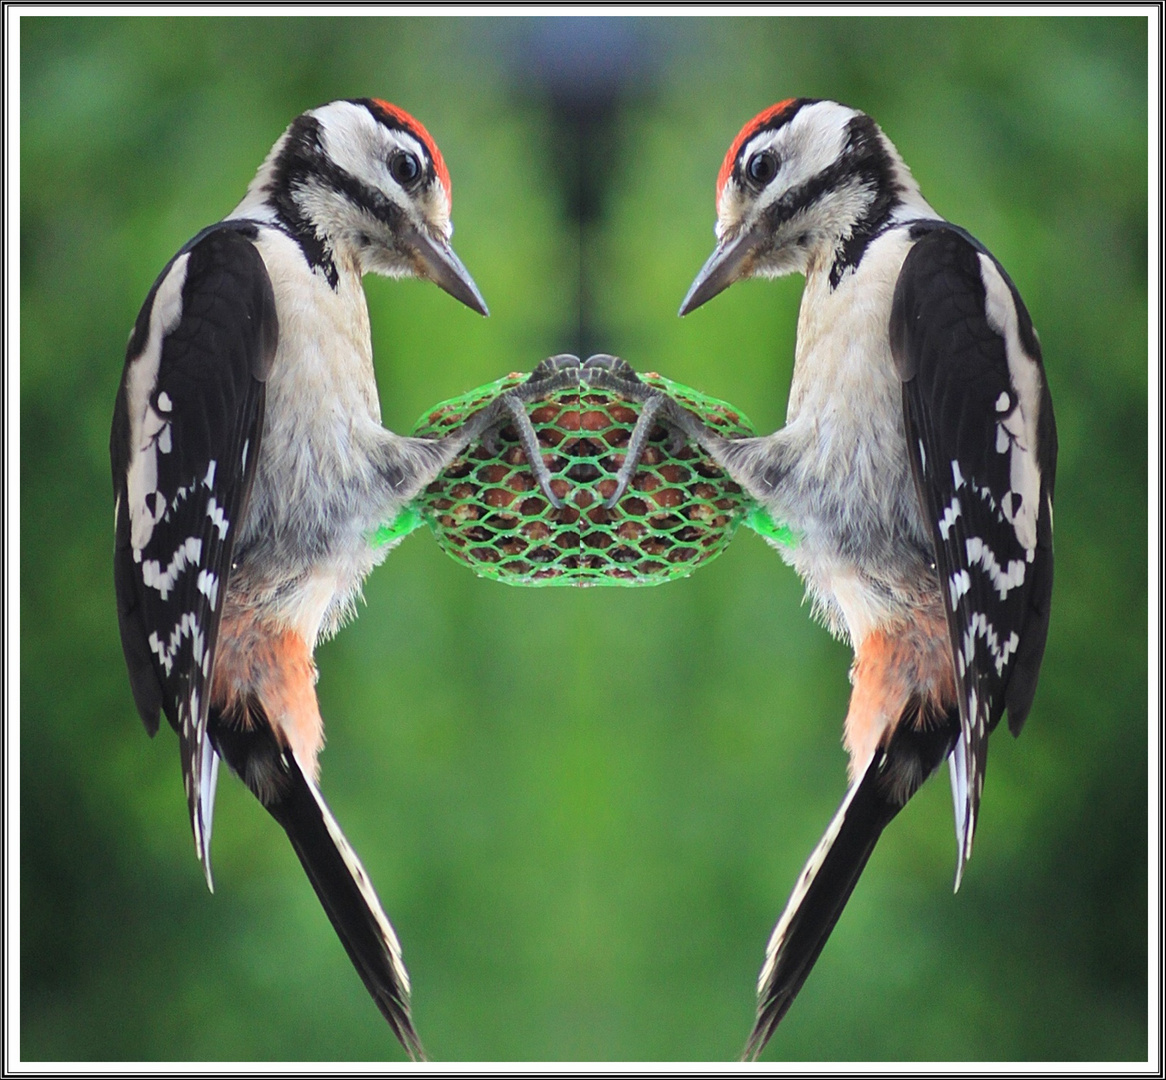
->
[469,354,580,509]
[580,354,719,508]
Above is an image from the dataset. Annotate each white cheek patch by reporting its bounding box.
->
[126,253,190,552]
[979,253,1043,553]
[314,101,436,223]
[721,102,857,232]
[761,101,854,199]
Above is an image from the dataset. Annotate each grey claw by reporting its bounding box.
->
[499,392,564,509]
[604,393,670,509]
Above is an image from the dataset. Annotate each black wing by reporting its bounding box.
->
[112,222,277,885]
[890,222,1056,884]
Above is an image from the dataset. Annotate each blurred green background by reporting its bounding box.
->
[19,14,1149,1063]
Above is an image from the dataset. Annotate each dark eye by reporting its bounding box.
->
[390,151,421,187]
[747,150,779,186]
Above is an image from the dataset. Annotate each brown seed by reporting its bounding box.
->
[530,404,560,424]
[478,464,510,484]
[652,488,685,508]
[581,410,609,431]
[582,531,613,550]
[522,520,551,541]
[484,488,516,508]
[608,404,637,424]
[659,465,690,484]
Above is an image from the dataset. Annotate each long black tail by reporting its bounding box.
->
[744,710,959,1060]
[211,715,425,1061]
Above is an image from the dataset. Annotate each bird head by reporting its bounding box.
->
[680,99,927,315]
[241,98,488,314]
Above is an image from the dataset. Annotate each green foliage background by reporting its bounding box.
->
[19,14,1149,1063]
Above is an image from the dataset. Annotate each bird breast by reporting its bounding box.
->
[777,228,937,644]
[230,227,395,647]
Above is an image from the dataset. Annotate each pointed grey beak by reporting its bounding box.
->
[679,226,766,316]
[407,225,489,316]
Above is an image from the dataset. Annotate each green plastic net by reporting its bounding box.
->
[375,366,791,586]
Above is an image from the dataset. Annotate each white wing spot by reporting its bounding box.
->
[951,460,966,489]
[964,610,1022,676]
[949,569,971,607]
[204,460,217,489]
[141,536,203,600]
[196,569,220,609]
[939,496,962,540]
[966,535,1027,599]
[206,498,229,538]
[979,253,1042,552]
[995,392,1010,412]
[147,610,202,677]
[157,391,173,412]
[125,253,190,552]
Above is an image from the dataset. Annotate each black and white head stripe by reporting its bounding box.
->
[112,222,277,883]
[249,100,451,286]
[718,104,909,255]
[703,100,925,295]
[891,221,1056,883]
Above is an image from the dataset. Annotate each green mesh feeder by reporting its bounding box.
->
[377,360,790,586]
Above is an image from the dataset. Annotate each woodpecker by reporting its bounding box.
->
[672,99,1057,1056]
[110,98,547,1059]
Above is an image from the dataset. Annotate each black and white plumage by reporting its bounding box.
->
[675,99,1056,1057]
[111,98,509,1059]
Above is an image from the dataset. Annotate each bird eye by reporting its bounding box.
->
[747,150,779,186]
[389,151,421,187]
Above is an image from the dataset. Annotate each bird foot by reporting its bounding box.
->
[580,354,713,507]
[470,354,581,508]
